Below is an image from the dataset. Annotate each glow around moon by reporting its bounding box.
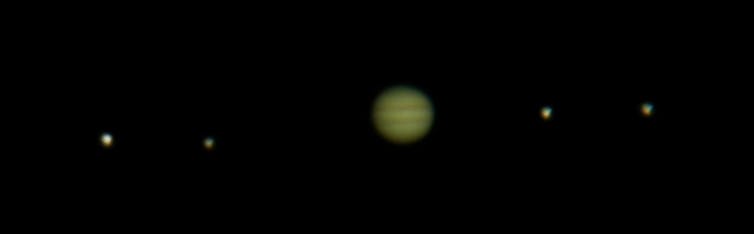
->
[373,86,434,145]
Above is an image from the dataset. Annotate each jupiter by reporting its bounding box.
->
[372,85,434,145]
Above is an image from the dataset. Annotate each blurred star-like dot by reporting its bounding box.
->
[641,102,654,117]
[541,106,553,121]
[204,137,215,151]
[101,133,113,149]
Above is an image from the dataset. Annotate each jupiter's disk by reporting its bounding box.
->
[372,85,434,145]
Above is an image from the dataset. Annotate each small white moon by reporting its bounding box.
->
[101,133,113,149]
[541,106,553,121]
[641,102,654,117]
[372,85,434,145]
[204,137,215,151]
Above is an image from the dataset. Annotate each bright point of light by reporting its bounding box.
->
[372,85,434,145]
[204,137,215,151]
[641,102,654,117]
[101,133,113,149]
[541,106,553,121]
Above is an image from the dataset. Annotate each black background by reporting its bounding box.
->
[3,3,748,226]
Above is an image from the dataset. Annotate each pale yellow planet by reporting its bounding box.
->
[373,86,434,145]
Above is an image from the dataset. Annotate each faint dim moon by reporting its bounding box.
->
[641,102,654,117]
[101,133,113,149]
[373,85,434,145]
[204,137,215,151]
[541,106,553,121]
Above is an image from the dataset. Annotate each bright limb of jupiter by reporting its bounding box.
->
[373,85,434,145]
